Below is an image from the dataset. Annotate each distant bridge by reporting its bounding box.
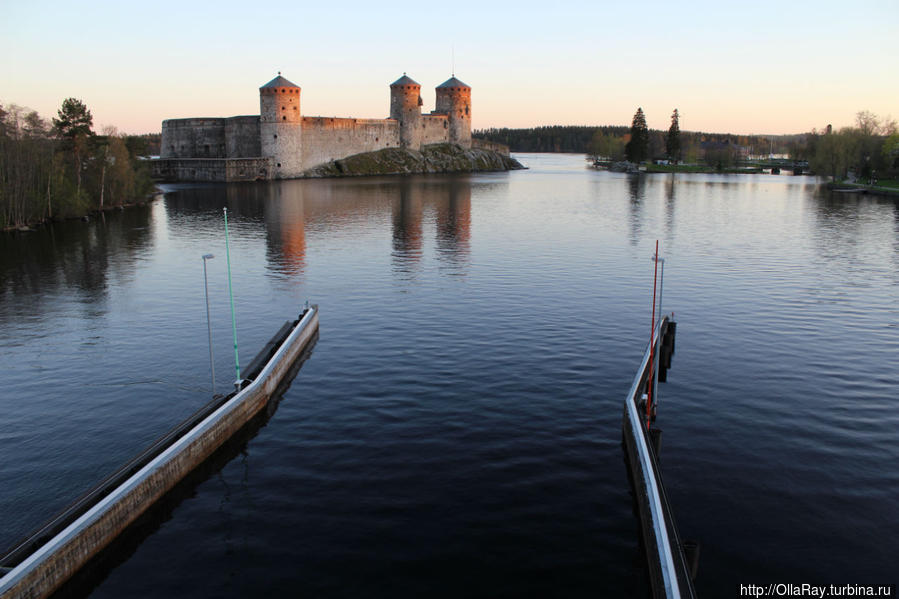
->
[740,159,809,174]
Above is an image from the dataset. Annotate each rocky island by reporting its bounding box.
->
[304,143,524,178]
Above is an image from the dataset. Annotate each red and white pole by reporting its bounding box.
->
[646,240,659,424]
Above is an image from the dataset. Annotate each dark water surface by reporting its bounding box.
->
[1,154,897,596]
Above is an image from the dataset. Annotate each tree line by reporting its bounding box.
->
[801,112,898,182]
[474,126,629,153]
[475,117,823,167]
[0,98,157,229]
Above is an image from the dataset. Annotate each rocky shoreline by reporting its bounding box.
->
[303,143,525,178]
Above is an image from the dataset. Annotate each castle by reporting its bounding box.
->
[155,73,477,182]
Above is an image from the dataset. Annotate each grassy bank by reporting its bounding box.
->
[872,179,899,189]
[829,179,899,196]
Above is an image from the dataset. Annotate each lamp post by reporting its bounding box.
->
[202,253,216,396]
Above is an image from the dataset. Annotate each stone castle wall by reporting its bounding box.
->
[421,114,450,146]
[161,118,226,158]
[161,117,260,159]
[225,116,262,158]
[301,117,400,172]
[152,157,271,182]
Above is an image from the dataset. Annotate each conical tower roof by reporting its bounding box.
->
[391,74,420,87]
[260,74,300,89]
[437,76,470,89]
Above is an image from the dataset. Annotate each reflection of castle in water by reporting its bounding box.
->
[435,178,472,264]
[393,180,423,259]
[262,184,306,276]
[261,177,472,277]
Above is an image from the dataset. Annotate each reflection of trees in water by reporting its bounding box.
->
[0,206,154,323]
[664,174,677,240]
[627,175,645,246]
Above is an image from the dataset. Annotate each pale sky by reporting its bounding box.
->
[2,0,896,135]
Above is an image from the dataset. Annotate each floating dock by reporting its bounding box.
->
[622,316,698,598]
[0,305,319,598]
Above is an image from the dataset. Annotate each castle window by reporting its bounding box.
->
[282,116,286,121]
[282,106,285,110]
[274,134,278,139]
[277,163,281,167]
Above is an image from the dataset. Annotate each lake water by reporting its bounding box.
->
[1,154,896,597]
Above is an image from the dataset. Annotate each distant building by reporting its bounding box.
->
[154,73,473,182]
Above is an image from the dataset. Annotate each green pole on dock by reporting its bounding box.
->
[223,207,241,387]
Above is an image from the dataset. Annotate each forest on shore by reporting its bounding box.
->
[475,110,899,183]
[473,124,802,159]
[1,99,158,230]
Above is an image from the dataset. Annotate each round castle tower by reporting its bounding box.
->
[260,74,302,178]
[390,74,423,149]
[435,76,471,146]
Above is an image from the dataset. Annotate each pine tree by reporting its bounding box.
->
[52,98,93,195]
[666,109,681,163]
[625,107,649,163]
